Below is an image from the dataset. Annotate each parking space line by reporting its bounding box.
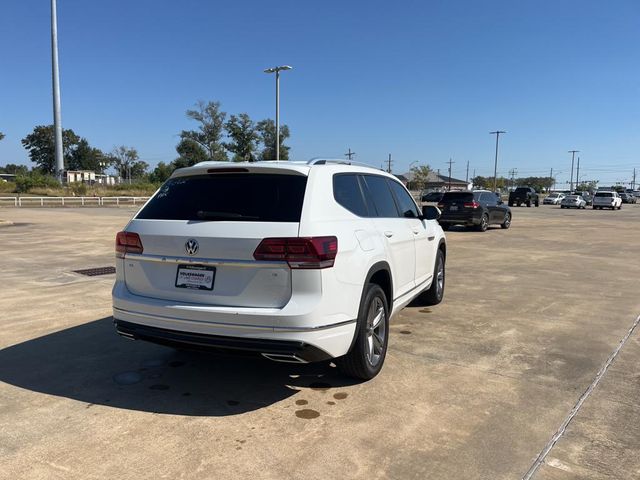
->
[522,313,640,480]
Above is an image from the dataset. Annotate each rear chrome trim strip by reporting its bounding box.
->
[124,253,286,269]
[113,306,356,333]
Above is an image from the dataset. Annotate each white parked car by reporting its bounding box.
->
[543,193,565,205]
[592,191,622,210]
[112,159,447,379]
[560,195,587,209]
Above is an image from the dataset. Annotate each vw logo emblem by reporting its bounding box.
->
[185,238,199,256]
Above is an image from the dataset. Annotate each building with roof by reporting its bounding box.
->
[401,170,470,192]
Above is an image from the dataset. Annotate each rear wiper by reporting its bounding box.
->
[196,210,259,221]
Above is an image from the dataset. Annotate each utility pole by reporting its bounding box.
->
[490,131,506,193]
[508,168,518,191]
[386,154,393,173]
[446,158,455,190]
[51,0,64,183]
[568,150,579,191]
[576,157,580,189]
[632,168,636,190]
[550,168,554,191]
[465,160,469,184]
[344,148,356,161]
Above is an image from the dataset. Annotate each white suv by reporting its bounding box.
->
[592,191,622,210]
[112,159,447,379]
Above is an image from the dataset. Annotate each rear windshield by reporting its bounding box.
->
[137,173,307,222]
[441,192,473,202]
[595,192,612,197]
[422,192,442,201]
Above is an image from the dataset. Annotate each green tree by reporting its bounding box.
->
[256,119,290,160]
[109,146,148,180]
[21,125,81,174]
[409,165,432,191]
[224,113,259,162]
[172,138,208,169]
[0,163,29,175]
[148,161,174,183]
[515,176,554,192]
[180,100,228,161]
[471,176,491,189]
[0,132,5,141]
[67,138,106,172]
[575,180,598,193]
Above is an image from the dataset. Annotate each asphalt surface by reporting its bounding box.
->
[1,205,639,479]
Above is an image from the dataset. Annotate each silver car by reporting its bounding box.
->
[560,195,587,209]
[543,192,565,205]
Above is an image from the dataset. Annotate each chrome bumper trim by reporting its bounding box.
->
[113,306,356,333]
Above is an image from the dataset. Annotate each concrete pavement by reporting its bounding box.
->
[1,205,639,479]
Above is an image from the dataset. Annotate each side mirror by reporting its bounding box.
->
[422,205,441,220]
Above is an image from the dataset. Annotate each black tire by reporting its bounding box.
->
[440,223,450,231]
[419,249,445,306]
[336,284,389,380]
[526,200,531,207]
[501,212,511,229]
[508,201,514,207]
[535,200,539,207]
[476,213,489,232]
[517,202,521,207]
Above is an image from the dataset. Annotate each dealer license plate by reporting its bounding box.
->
[175,264,215,291]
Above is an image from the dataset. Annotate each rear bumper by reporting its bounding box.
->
[114,319,333,363]
[439,213,480,226]
[112,281,357,360]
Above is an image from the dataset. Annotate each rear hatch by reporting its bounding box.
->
[121,168,307,309]
[593,192,613,205]
[439,191,475,219]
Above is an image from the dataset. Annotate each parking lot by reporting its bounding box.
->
[1,205,639,479]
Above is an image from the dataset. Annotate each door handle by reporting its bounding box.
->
[384,231,394,238]
[412,228,421,235]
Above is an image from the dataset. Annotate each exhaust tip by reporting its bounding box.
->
[261,353,308,364]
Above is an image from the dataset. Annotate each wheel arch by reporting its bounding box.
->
[345,262,393,354]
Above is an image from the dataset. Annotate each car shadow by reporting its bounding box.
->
[0,317,360,416]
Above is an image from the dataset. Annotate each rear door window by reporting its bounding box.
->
[480,193,497,206]
[361,175,400,217]
[136,173,307,222]
[387,179,420,218]
[333,174,369,217]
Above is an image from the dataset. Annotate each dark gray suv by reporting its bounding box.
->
[437,190,512,232]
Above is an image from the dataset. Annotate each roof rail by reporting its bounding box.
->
[307,158,380,169]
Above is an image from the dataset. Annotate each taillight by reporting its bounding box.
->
[464,201,480,209]
[115,231,143,258]
[253,236,338,269]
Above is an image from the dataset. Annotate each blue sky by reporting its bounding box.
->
[1,0,639,186]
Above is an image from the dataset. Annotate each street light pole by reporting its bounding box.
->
[51,0,64,183]
[568,150,579,191]
[264,65,292,161]
[490,131,506,193]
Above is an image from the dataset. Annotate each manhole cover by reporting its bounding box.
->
[73,266,116,276]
